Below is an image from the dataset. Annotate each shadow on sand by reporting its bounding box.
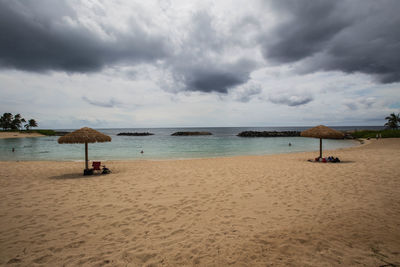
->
[306,160,356,164]
[50,173,103,180]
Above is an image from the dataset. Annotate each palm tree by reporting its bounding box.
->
[21,118,26,129]
[384,113,400,129]
[11,114,25,130]
[24,119,38,131]
[0,113,13,130]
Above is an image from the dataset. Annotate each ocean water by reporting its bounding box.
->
[0,126,381,161]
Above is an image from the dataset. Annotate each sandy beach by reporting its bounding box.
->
[0,132,45,139]
[0,139,399,266]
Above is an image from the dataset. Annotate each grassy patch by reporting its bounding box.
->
[33,129,56,136]
[351,129,400,138]
[0,129,21,132]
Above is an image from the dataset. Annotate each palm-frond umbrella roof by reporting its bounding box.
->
[301,125,344,159]
[301,125,344,139]
[58,127,111,174]
[58,127,111,144]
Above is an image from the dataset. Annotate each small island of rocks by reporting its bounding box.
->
[171,132,212,136]
[237,131,300,137]
[117,132,154,136]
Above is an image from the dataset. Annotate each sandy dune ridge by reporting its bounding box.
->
[0,139,399,266]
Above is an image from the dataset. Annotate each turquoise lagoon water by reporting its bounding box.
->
[0,127,373,161]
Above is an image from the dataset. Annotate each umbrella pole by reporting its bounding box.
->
[85,142,88,170]
[319,138,322,158]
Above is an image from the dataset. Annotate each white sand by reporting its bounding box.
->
[0,139,399,266]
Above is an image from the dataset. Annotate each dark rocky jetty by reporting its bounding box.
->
[171,132,212,136]
[117,132,154,136]
[237,131,300,137]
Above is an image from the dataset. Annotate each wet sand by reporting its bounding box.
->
[0,139,399,266]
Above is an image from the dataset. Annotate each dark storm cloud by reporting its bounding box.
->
[166,11,258,93]
[1,2,256,94]
[269,94,313,106]
[0,0,168,72]
[262,1,349,63]
[176,59,257,93]
[262,0,400,83]
[187,71,244,93]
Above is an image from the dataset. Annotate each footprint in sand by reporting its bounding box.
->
[118,208,133,214]
[65,240,85,249]
[33,254,52,264]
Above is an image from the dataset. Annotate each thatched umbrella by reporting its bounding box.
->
[301,125,344,158]
[58,127,111,172]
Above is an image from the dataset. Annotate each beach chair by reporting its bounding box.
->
[92,161,101,172]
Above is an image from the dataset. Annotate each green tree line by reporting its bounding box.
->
[0,113,38,131]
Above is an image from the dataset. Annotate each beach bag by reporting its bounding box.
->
[84,169,93,175]
[102,167,111,174]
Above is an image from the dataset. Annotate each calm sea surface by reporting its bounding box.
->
[0,126,382,161]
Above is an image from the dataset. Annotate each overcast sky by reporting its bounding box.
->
[0,0,399,129]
